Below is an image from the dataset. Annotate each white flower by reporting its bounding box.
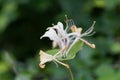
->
[61,20,96,56]
[39,19,96,69]
[41,22,70,50]
[39,50,69,68]
[68,21,96,49]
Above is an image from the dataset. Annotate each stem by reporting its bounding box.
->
[53,58,74,80]
[66,66,74,80]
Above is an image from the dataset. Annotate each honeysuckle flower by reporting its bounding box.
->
[39,18,96,69]
[51,22,70,49]
[39,50,69,68]
[64,21,96,56]
[41,22,70,52]
[70,21,96,48]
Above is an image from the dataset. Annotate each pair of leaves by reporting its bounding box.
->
[46,40,83,60]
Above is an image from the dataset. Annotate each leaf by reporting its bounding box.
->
[46,40,83,60]
[65,40,83,60]
[46,49,59,56]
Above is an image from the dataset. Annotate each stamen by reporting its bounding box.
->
[65,19,71,31]
[80,38,96,48]
[91,21,96,28]
[77,27,82,33]
[86,31,96,36]
[65,21,69,31]
[65,14,68,20]
[68,20,71,27]
[71,25,77,32]
[80,21,96,37]
[84,21,96,34]
[81,31,96,37]
[70,19,74,26]
[84,26,94,34]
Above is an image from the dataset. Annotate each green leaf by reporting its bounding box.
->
[46,49,59,56]
[46,40,83,60]
[65,40,83,60]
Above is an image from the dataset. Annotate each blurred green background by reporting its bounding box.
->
[0,0,120,80]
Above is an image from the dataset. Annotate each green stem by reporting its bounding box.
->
[53,58,74,80]
[66,66,74,80]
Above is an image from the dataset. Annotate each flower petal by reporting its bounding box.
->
[52,41,58,48]
[39,50,53,68]
[53,22,66,36]
[40,28,59,42]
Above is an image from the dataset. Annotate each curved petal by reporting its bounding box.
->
[53,22,66,36]
[40,28,59,42]
[39,50,53,68]
[57,22,64,31]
